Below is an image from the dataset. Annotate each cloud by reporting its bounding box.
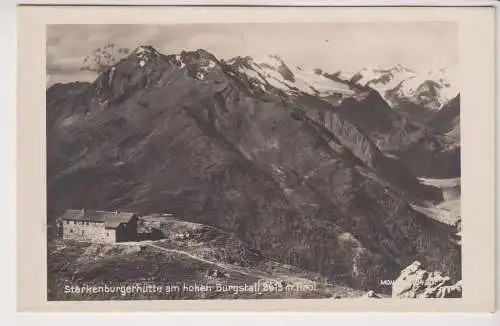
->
[46,55,83,75]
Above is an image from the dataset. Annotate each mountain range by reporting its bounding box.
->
[46,45,461,294]
[336,64,458,123]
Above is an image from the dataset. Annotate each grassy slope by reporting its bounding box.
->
[48,215,369,301]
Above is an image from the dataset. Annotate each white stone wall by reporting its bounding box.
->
[62,220,116,244]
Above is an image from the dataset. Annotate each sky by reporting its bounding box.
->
[46,22,458,86]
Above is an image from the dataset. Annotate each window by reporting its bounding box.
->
[106,232,110,236]
[82,230,84,235]
[66,220,70,224]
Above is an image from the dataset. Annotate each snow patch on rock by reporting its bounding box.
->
[108,67,116,86]
[230,54,356,98]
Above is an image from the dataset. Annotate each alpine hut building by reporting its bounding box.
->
[57,209,139,244]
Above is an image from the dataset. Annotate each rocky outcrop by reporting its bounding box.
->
[392,261,462,298]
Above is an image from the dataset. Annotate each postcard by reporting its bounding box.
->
[16,5,496,312]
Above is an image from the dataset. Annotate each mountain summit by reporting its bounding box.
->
[133,45,161,67]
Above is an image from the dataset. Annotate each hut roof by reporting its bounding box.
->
[58,209,137,229]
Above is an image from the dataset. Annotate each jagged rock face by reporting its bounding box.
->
[328,90,424,151]
[292,94,442,202]
[429,94,460,138]
[395,95,460,178]
[392,261,462,298]
[46,46,461,293]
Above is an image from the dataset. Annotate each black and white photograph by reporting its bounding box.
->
[45,22,464,301]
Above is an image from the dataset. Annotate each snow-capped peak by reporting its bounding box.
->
[171,50,220,75]
[336,64,459,110]
[133,45,159,67]
[134,45,158,56]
